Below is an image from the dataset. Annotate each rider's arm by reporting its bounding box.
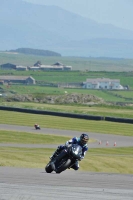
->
[65,137,77,146]
[65,139,73,146]
[80,146,88,160]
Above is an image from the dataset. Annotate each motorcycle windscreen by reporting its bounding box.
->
[71,145,82,159]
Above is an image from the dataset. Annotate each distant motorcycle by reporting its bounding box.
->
[34,124,41,130]
[45,144,82,174]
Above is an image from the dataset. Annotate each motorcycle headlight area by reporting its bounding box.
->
[72,147,79,155]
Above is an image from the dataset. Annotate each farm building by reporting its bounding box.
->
[52,62,72,70]
[28,66,40,71]
[1,62,72,71]
[83,78,124,90]
[32,61,72,71]
[16,66,28,71]
[0,63,28,71]
[40,65,64,71]
[0,63,16,70]
[0,76,35,85]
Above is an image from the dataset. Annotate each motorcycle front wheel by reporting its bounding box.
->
[55,159,71,174]
[45,162,53,173]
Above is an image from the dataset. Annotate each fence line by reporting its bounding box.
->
[0,106,133,124]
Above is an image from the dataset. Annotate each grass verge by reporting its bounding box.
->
[0,110,133,136]
[0,130,70,144]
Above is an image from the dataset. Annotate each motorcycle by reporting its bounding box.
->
[45,144,82,174]
[34,124,41,130]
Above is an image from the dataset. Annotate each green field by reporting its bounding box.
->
[1,68,133,104]
[1,55,133,103]
[0,84,130,99]
[1,84,133,104]
[0,70,133,88]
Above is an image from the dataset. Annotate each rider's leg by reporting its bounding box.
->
[50,145,64,160]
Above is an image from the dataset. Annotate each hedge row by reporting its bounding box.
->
[0,106,133,124]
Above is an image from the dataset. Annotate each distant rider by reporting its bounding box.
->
[34,124,40,129]
[50,133,89,170]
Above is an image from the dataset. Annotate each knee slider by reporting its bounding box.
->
[74,166,79,170]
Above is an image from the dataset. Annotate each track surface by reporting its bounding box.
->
[0,124,133,200]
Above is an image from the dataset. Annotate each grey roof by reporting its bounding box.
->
[86,78,120,83]
[1,63,16,66]
[40,65,63,69]
[52,62,64,66]
[29,66,40,69]
[0,76,34,80]
[16,66,27,68]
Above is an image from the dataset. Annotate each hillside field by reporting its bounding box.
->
[1,52,133,71]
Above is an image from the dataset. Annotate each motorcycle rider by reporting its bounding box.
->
[34,124,40,129]
[50,133,89,170]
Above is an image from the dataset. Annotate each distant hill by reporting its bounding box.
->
[1,0,133,58]
[8,48,61,57]
[57,38,133,58]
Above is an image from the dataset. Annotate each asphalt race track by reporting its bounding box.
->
[0,124,133,200]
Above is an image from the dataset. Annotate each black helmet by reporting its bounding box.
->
[80,133,89,145]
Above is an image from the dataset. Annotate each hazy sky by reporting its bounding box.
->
[24,0,133,31]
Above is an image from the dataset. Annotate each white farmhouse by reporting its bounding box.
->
[83,78,124,90]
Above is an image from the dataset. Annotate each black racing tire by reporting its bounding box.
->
[45,162,53,173]
[56,159,71,174]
